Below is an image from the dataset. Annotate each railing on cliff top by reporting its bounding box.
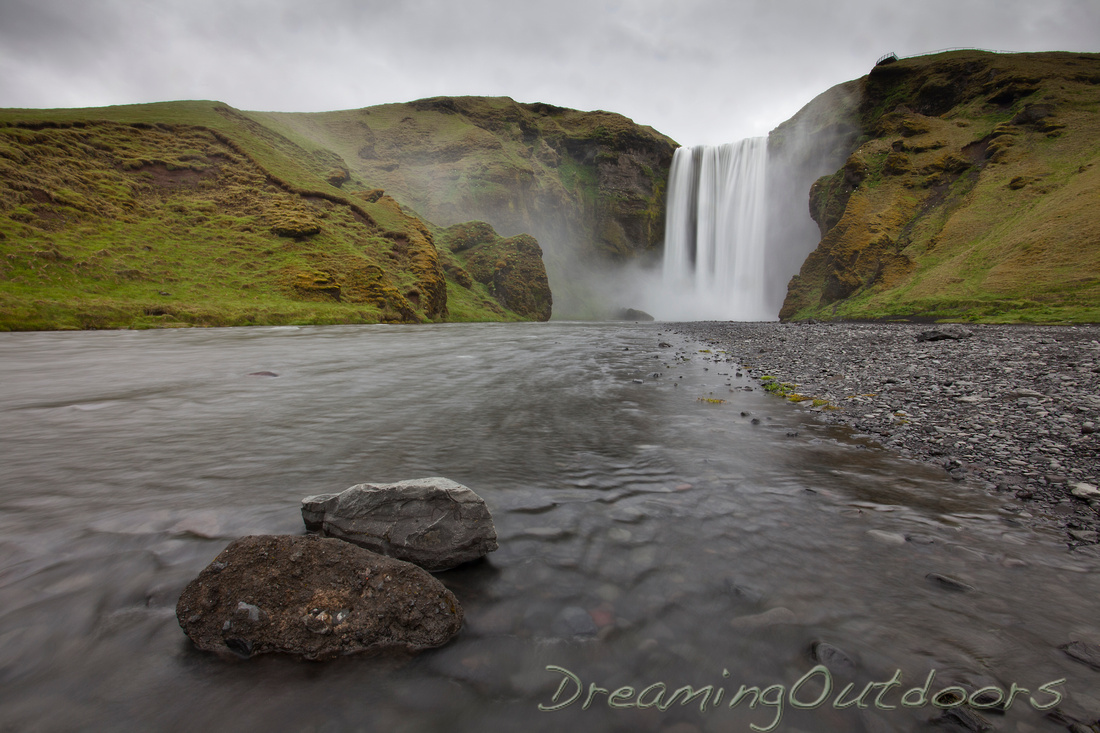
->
[876,47,1035,66]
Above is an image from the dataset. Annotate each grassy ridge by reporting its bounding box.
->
[0,101,544,330]
[251,97,677,318]
[780,51,1100,323]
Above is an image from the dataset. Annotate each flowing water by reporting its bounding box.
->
[1,323,1098,733]
[660,140,771,321]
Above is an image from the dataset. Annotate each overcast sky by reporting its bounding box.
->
[1,0,1097,145]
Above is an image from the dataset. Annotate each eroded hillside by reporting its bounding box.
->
[0,102,549,329]
[253,97,677,317]
[780,51,1100,323]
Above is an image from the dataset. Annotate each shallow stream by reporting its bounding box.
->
[1,322,1097,732]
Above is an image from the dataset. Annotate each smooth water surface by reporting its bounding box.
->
[1,322,1097,732]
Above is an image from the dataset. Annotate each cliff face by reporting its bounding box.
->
[254,97,677,318]
[779,51,1100,323]
[0,102,551,329]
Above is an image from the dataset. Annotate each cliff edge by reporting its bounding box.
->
[779,51,1100,323]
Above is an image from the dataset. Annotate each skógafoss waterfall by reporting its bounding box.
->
[660,138,773,321]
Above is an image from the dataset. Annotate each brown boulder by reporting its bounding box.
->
[176,535,463,660]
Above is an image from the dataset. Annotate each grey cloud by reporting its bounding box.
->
[0,0,1097,144]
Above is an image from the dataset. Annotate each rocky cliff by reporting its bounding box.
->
[778,51,1100,323]
[253,97,677,318]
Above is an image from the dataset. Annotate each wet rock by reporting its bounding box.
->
[729,607,796,629]
[916,326,973,342]
[1071,482,1100,500]
[867,529,907,545]
[552,606,598,637]
[811,641,857,674]
[926,572,975,592]
[302,478,498,572]
[176,535,463,660]
[933,706,993,732]
[1060,640,1100,670]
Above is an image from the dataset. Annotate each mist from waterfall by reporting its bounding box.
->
[656,138,774,321]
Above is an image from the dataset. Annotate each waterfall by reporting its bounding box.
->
[660,138,773,321]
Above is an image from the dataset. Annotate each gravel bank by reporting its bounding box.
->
[671,321,1100,545]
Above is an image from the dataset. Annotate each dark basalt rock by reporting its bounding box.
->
[176,534,463,660]
[916,326,973,342]
[303,477,498,572]
[1061,640,1100,670]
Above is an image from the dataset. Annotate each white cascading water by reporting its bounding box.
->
[660,138,773,321]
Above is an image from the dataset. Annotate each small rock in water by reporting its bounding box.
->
[176,535,463,660]
[867,529,907,546]
[933,706,994,732]
[553,606,598,638]
[729,607,796,629]
[1060,640,1100,670]
[248,371,278,377]
[1069,529,1099,543]
[521,526,569,540]
[302,477,497,572]
[1070,482,1100,500]
[925,572,975,592]
[811,641,858,674]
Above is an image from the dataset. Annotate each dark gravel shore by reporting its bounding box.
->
[671,321,1100,546]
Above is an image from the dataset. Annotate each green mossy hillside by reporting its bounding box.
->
[251,97,676,317]
[0,103,543,329]
[439,221,552,321]
[780,51,1100,324]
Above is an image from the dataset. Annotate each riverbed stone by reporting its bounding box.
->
[925,572,975,592]
[916,326,973,342]
[1071,482,1100,500]
[1061,640,1100,670]
[302,478,498,572]
[176,534,463,660]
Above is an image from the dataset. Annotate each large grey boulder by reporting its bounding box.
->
[302,478,498,572]
[176,534,463,660]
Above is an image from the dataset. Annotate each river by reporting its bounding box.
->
[0,322,1097,732]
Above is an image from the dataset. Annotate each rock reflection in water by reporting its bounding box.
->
[0,323,1097,732]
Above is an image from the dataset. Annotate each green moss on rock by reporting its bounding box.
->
[779,50,1100,324]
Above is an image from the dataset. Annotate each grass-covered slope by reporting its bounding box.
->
[252,97,677,317]
[780,51,1100,323]
[0,101,546,330]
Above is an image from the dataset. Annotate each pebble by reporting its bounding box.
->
[552,606,598,638]
[1071,482,1100,499]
